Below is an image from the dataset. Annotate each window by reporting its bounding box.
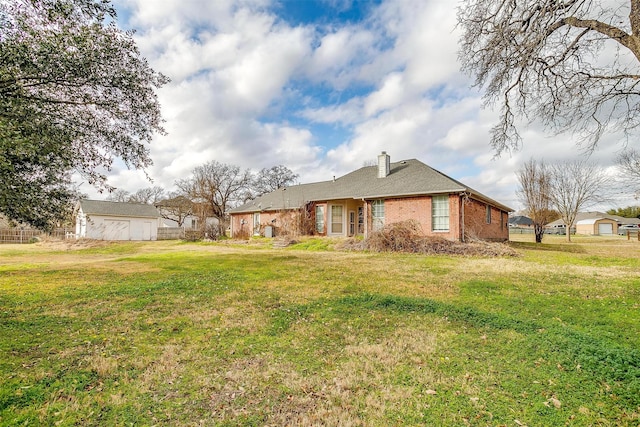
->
[371,200,384,231]
[349,211,356,236]
[357,206,364,234]
[500,211,504,230]
[432,195,449,231]
[315,205,325,233]
[486,204,491,224]
[331,205,343,233]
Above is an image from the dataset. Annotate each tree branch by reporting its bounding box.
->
[561,16,640,60]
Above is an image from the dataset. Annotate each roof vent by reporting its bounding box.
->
[377,151,390,178]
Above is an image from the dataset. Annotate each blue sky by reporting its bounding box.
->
[84,0,633,210]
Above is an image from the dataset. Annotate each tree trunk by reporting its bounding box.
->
[534,223,544,243]
[565,227,572,242]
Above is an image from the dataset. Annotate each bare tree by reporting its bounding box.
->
[128,186,165,204]
[516,159,557,243]
[176,161,252,232]
[155,194,193,227]
[105,186,164,204]
[548,160,611,242]
[251,165,299,198]
[458,1,640,153]
[617,148,640,198]
[106,189,130,203]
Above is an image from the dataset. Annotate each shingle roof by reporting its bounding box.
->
[508,215,534,226]
[546,211,640,226]
[79,200,160,218]
[230,159,512,213]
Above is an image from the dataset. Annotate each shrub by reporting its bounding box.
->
[341,220,518,257]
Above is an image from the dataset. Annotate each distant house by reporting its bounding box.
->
[75,200,160,241]
[545,211,640,235]
[156,201,219,230]
[229,152,513,241]
[508,215,534,228]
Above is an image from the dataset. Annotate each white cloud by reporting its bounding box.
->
[364,72,407,117]
[304,27,378,88]
[89,0,632,213]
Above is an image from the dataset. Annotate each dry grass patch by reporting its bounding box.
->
[201,317,449,426]
[460,257,640,280]
[2,238,639,426]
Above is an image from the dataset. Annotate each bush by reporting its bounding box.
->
[340,220,518,257]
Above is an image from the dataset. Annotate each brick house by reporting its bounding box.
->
[229,152,513,241]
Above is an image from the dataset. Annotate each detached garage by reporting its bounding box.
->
[575,218,618,236]
[76,200,160,241]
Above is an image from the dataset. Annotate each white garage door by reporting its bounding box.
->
[142,222,152,240]
[598,223,613,235]
[104,220,130,240]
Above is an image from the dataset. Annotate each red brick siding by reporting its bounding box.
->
[231,213,252,238]
[463,198,509,241]
[232,195,509,241]
[384,197,430,231]
[367,195,507,241]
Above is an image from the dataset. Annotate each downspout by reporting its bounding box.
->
[459,192,470,243]
[461,196,465,243]
[361,198,367,238]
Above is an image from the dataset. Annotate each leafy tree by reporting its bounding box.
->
[516,159,557,243]
[458,1,640,153]
[176,161,252,232]
[0,0,167,230]
[251,165,299,198]
[548,160,611,242]
[607,205,640,218]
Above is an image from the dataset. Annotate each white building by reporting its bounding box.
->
[75,200,160,241]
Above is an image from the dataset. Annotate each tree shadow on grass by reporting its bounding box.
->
[509,241,587,253]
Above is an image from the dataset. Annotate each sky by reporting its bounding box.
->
[79,0,636,211]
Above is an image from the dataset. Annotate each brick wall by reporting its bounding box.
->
[384,197,430,231]
[368,195,506,242]
[230,213,252,238]
[463,198,509,241]
[231,195,510,241]
[369,195,462,240]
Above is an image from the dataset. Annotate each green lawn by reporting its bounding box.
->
[1,236,639,426]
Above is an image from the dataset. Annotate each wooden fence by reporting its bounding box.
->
[0,228,71,244]
[157,227,185,240]
[1,227,190,243]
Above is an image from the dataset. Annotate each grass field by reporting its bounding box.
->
[1,235,639,426]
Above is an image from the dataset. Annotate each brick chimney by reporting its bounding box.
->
[377,151,390,178]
